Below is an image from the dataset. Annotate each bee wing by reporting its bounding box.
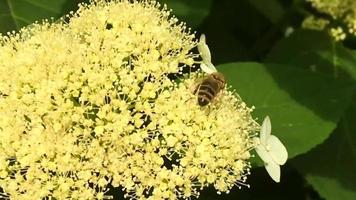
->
[267,135,288,165]
[197,34,212,63]
[192,82,201,94]
[200,62,217,74]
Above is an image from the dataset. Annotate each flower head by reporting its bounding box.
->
[304,0,356,41]
[0,0,258,199]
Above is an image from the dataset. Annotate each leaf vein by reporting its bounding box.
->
[21,0,59,14]
[6,0,19,29]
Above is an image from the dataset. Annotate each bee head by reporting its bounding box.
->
[211,72,226,86]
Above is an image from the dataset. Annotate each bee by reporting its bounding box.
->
[195,72,226,106]
[194,34,226,106]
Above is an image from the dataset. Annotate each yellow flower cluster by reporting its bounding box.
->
[304,0,356,41]
[0,0,258,199]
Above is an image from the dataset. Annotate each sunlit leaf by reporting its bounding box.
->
[218,62,354,159]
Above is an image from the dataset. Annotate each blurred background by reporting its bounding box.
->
[1,0,356,199]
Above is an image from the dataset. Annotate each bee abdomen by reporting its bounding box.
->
[197,84,217,106]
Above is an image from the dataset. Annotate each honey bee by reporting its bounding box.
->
[195,34,226,106]
[195,72,226,106]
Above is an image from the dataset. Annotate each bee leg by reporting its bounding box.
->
[192,83,201,95]
[210,90,223,105]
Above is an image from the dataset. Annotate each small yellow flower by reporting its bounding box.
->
[305,0,356,40]
[330,26,347,41]
[0,0,258,199]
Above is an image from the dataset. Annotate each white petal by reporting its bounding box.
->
[260,116,271,145]
[206,62,217,72]
[197,34,212,63]
[267,135,288,165]
[265,160,281,183]
[199,34,206,44]
[255,141,274,165]
[200,62,217,74]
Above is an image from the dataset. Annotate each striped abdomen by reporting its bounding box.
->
[196,73,225,106]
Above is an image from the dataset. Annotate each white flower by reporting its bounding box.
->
[197,34,217,74]
[254,116,288,182]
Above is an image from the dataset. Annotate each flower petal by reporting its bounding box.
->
[267,135,288,165]
[260,116,271,145]
[197,34,212,63]
[200,62,217,74]
[265,160,281,183]
[254,139,274,165]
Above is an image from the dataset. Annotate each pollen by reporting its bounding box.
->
[0,0,258,199]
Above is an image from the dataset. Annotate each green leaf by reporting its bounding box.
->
[247,0,285,24]
[292,99,356,200]
[0,0,82,34]
[218,62,354,159]
[160,0,212,28]
[266,29,356,81]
